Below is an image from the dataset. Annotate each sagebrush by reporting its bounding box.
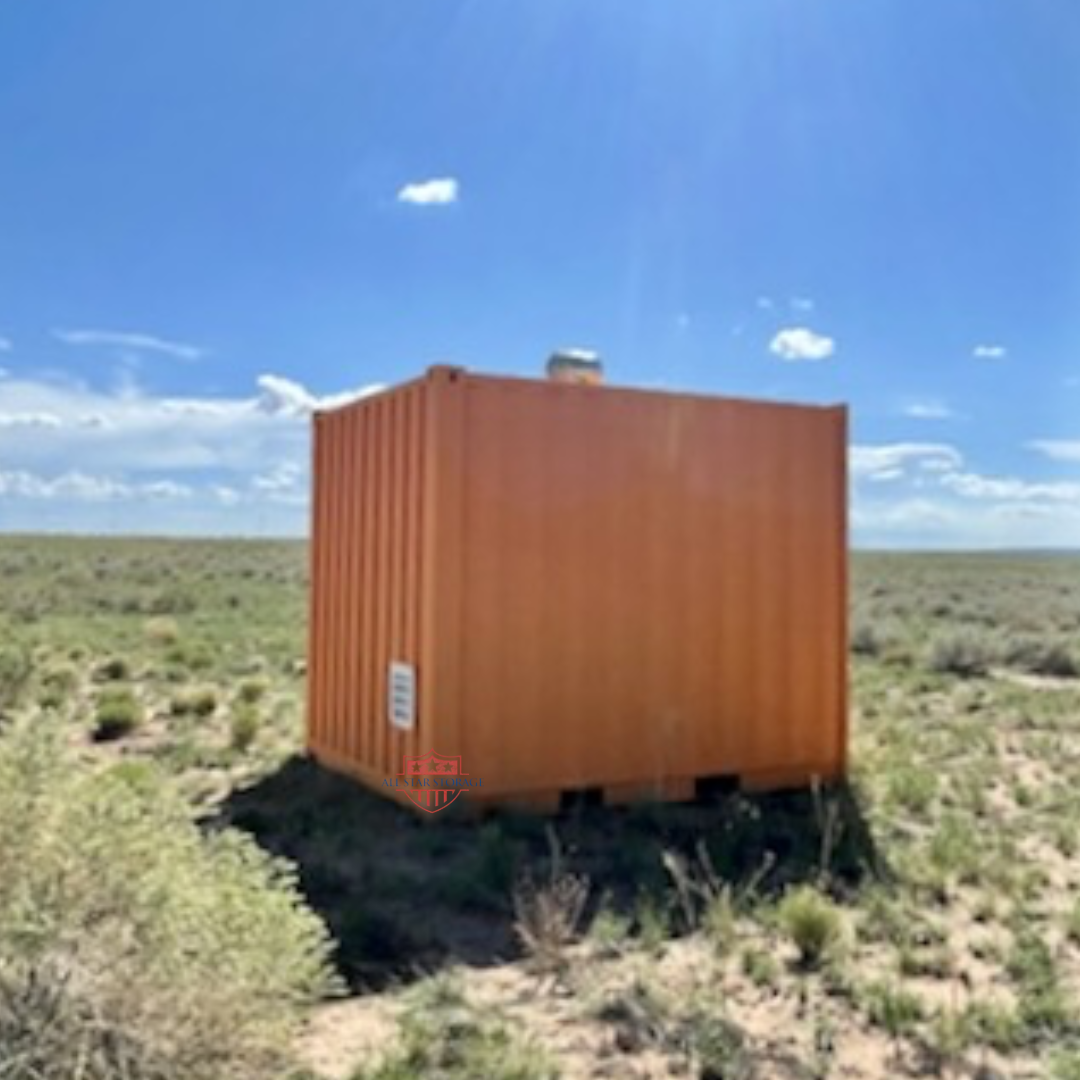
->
[0,719,338,1080]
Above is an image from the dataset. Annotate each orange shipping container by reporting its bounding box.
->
[307,366,848,812]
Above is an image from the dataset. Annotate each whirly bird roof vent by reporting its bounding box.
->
[546,348,604,385]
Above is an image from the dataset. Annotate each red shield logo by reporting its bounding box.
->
[399,752,468,814]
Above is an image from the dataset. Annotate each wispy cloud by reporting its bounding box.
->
[0,412,63,429]
[52,328,205,362]
[0,470,193,503]
[902,401,954,420]
[939,471,1080,503]
[972,343,1007,360]
[256,373,385,418]
[1027,439,1080,463]
[0,335,12,352]
[769,327,836,362]
[0,371,380,482]
[850,441,1080,546]
[850,443,962,482]
[755,296,774,310]
[0,368,384,533]
[790,297,815,312]
[396,177,459,206]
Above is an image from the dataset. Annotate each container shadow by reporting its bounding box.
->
[215,757,887,992]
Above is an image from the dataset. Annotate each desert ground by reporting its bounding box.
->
[1,535,1079,1079]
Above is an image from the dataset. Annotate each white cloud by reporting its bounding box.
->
[212,485,242,507]
[790,297,815,312]
[0,412,63,429]
[1027,439,1080,463]
[0,368,386,533]
[939,471,1080,503]
[396,177,459,206]
[849,438,1080,547]
[857,497,1080,547]
[256,374,319,418]
[769,327,836,362]
[0,470,194,503]
[0,335,12,352]
[850,443,963,481]
[0,371,381,470]
[0,367,382,534]
[903,401,954,420]
[52,328,204,361]
[864,468,903,483]
[0,469,129,502]
[77,413,112,429]
[852,498,961,533]
[256,373,383,418]
[252,461,303,495]
[143,479,193,500]
[972,343,1007,360]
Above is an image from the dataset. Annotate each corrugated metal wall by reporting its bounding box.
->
[307,377,428,781]
[444,376,847,799]
[308,367,847,808]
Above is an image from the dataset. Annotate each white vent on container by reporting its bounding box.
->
[388,661,416,730]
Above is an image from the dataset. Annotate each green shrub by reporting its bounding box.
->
[587,906,632,957]
[237,678,269,704]
[926,629,993,678]
[778,885,843,969]
[1066,899,1080,945]
[741,946,780,989]
[701,890,738,956]
[1051,1050,1080,1080]
[354,976,555,1080]
[0,644,31,710]
[0,718,337,1080]
[37,686,66,711]
[143,616,180,645]
[1007,930,1074,1043]
[1003,636,1078,679]
[592,977,671,1052]
[963,1001,1024,1053]
[684,1010,752,1080]
[170,686,218,718]
[229,704,260,752]
[41,663,79,694]
[851,619,901,658]
[886,765,937,816]
[850,620,883,656]
[862,979,924,1037]
[634,892,671,954]
[147,589,197,615]
[92,687,143,741]
[93,656,131,682]
[165,641,215,672]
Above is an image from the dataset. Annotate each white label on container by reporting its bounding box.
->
[388,661,416,730]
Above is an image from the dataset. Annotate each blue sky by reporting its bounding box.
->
[0,0,1077,545]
